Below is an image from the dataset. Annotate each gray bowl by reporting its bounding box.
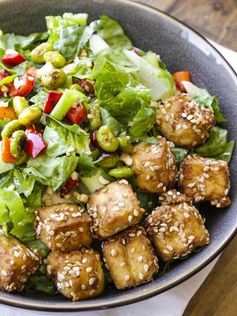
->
[0,0,236,312]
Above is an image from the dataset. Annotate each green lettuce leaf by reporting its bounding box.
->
[171,147,189,165]
[0,188,35,240]
[182,81,225,122]
[97,16,132,50]
[25,273,57,295]
[129,105,156,138]
[100,107,123,135]
[43,116,90,156]
[64,57,93,79]
[46,13,91,60]
[77,153,97,177]
[24,154,79,191]
[27,240,50,258]
[124,49,175,101]
[54,25,94,60]
[0,32,48,51]
[195,127,234,163]
[46,13,88,44]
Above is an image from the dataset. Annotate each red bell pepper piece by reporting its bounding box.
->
[2,50,26,66]
[66,105,87,125]
[60,177,79,196]
[8,67,37,97]
[44,91,63,114]
[25,126,47,159]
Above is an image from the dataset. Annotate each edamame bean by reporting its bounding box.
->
[14,152,28,165]
[1,120,24,138]
[43,51,66,68]
[10,130,27,159]
[30,42,54,64]
[118,135,133,153]
[12,96,29,117]
[108,167,134,179]
[98,153,119,168]
[96,125,119,152]
[40,69,67,89]
[89,106,102,131]
[18,105,42,126]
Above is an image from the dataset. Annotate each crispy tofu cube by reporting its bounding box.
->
[102,226,158,289]
[145,203,209,261]
[156,93,215,148]
[131,136,177,193]
[0,232,40,292]
[47,249,104,301]
[36,204,92,251]
[88,180,145,239]
[179,154,231,207]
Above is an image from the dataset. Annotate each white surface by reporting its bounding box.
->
[0,43,236,316]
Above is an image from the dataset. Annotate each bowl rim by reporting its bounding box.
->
[0,0,236,312]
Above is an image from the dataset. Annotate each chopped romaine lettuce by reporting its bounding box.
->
[129,105,156,138]
[43,116,90,155]
[24,154,79,191]
[182,81,226,122]
[100,107,123,136]
[0,31,48,51]
[77,153,97,177]
[0,188,36,240]
[46,13,88,44]
[124,49,175,101]
[195,127,234,163]
[96,16,132,50]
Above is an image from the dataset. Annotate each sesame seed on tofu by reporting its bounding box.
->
[102,226,158,289]
[145,202,209,262]
[36,204,92,252]
[47,248,104,301]
[88,181,145,239]
[179,154,231,208]
[156,94,215,149]
[0,232,40,292]
[131,136,177,193]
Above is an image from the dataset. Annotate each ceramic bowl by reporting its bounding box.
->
[0,0,236,311]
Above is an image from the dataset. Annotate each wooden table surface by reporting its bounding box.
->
[132,1,237,315]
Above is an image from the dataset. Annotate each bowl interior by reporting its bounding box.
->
[0,0,236,311]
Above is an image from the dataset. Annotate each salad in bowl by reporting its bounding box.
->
[0,12,234,301]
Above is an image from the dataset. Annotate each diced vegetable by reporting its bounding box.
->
[9,67,36,97]
[60,176,79,196]
[172,71,191,92]
[2,135,16,163]
[44,91,63,114]
[12,96,29,117]
[25,126,47,159]
[50,89,87,121]
[0,106,17,120]
[66,104,87,125]
[2,49,26,66]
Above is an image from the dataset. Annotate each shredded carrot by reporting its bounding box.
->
[0,107,17,120]
[2,136,16,163]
